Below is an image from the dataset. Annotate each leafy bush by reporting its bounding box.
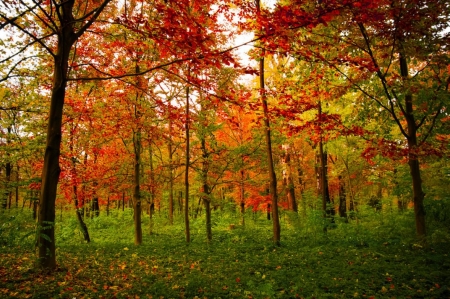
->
[0,211,35,248]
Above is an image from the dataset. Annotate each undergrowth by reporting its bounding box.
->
[1,205,450,298]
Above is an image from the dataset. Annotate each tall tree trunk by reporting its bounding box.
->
[133,113,143,245]
[338,175,347,218]
[168,108,174,225]
[91,193,100,218]
[282,145,297,212]
[400,54,426,237]
[37,0,77,268]
[5,165,11,209]
[240,168,245,226]
[90,153,100,218]
[257,0,280,245]
[15,165,19,208]
[148,142,155,235]
[315,152,322,198]
[201,137,212,241]
[178,191,183,214]
[318,102,334,220]
[293,148,306,216]
[74,185,90,242]
[238,111,246,226]
[342,151,356,215]
[5,126,12,209]
[1,169,5,210]
[69,133,90,243]
[184,83,191,243]
[261,58,280,244]
[319,148,333,218]
[33,191,39,220]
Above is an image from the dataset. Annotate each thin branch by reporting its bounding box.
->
[0,1,41,30]
[75,0,114,39]
[0,55,46,83]
[0,14,55,56]
[0,36,51,64]
[29,0,58,33]
[0,106,44,113]
[323,59,391,111]
[69,57,193,81]
[357,22,409,139]
[68,35,262,81]
[418,104,443,146]
[161,68,245,108]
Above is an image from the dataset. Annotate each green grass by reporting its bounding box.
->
[1,206,450,299]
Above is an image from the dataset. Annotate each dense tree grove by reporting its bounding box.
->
[1,0,449,269]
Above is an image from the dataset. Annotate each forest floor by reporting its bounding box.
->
[1,206,450,299]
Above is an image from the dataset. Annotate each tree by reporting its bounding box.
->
[256,0,281,246]
[184,72,191,243]
[326,0,450,237]
[1,0,114,268]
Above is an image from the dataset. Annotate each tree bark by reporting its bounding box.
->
[240,168,245,226]
[318,103,334,219]
[15,165,19,208]
[69,132,90,242]
[319,147,333,217]
[5,126,12,210]
[91,192,100,217]
[201,136,212,241]
[168,107,174,225]
[338,175,347,218]
[282,145,297,212]
[260,53,280,244]
[184,83,191,243]
[400,54,426,237]
[148,142,155,235]
[293,147,306,216]
[256,0,280,245]
[74,185,90,242]
[133,117,143,245]
[91,153,100,218]
[37,0,77,268]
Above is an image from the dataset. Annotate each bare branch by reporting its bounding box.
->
[0,106,44,113]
